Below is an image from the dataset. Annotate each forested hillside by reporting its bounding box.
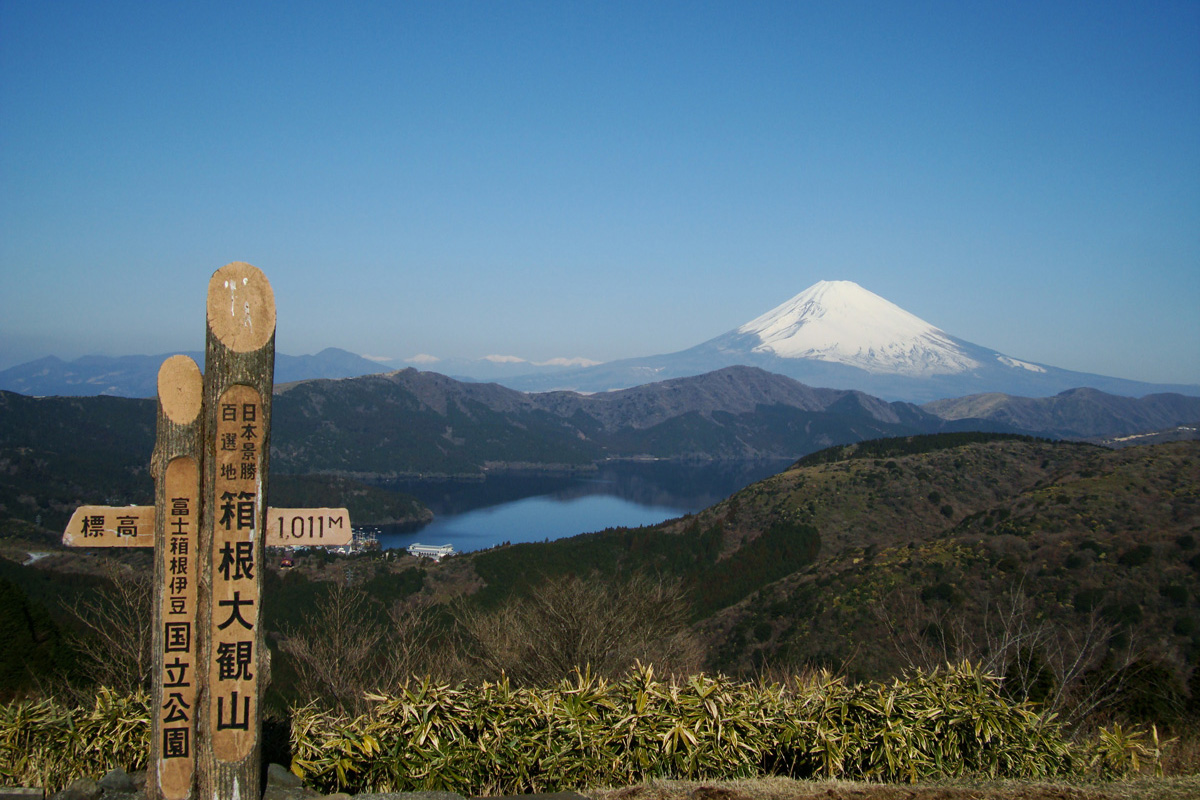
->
[447,436,1200,723]
[269,366,980,474]
[0,367,984,525]
[2,432,1197,732]
[924,388,1200,438]
[0,391,429,529]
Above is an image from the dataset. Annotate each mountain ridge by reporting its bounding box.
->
[241,365,1200,474]
[452,435,1200,696]
[736,280,979,375]
[268,365,976,476]
[5,282,1195,403]
[5,361,1196,499]
[0,365,1007,529]
[501,281,1200,401]
[924,387,1200,439]
[0,347,389,398]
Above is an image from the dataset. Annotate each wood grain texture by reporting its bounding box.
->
[149,356,204,800]
[198,263,276,800]
[205,262,276,354]
[158,355,204,425]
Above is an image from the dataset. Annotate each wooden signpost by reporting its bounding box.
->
[201,262,275,795]
[149,353,203,799]
[65,506,352,548]
[62,263,352,800]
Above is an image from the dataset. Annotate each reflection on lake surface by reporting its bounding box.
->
[373,459,790,554]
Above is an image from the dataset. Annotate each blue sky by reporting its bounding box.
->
[2,1,1197,385]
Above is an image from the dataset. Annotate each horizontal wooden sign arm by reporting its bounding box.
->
[64,507,353,547]
[62,263,329,799]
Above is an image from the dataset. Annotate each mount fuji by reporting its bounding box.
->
[505,281,1199,403]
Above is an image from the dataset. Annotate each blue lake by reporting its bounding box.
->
[372,460,789,554]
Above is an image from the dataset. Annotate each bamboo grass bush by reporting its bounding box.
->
[0,687,149,790]
[290,662,1086,794]
[1,664,1161,793]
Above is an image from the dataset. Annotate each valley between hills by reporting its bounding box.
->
[1,365,1199,732]
[3,363,1197,532]
[397,435,1200,709]
[3,427,1199,736]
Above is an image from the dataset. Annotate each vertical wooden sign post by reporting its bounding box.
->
[199,262,276,800]
[149,355,204,799]
[62,262,354,800]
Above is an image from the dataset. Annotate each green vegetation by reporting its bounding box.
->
[792,432,1047,468]
[690,520,820,617]
[0,553,116,700]
[0,688,148,791]
[2,431,1198,793]
[468,517,819,618]
[0,578,70,699]
[1,665,1169,794]
[0,393,155,529]
[7,434,1198,728]
[682,438,1200,700]
[290,663,1091,793]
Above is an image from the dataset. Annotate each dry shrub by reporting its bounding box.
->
[452,572,703,685]
[873,580,1159,728]
[1158,726,1200,776]
[63,563,154,696]
[278,582,444,714]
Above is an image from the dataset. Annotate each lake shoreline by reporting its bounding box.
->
[368,458,792,555]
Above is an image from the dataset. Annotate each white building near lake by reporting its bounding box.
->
[407,542,455,561]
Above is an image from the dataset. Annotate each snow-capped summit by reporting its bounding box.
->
[500,279,1199,403]
[736,280,979,376]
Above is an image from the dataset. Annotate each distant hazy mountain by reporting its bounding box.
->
[923,387,1200,439]
[0,347,389,398]
[269,366,1200,475]
[389,354,603,384]
[502,281,1200,402]
[269,365,1006,475]
[12,280,1193,404]
[5,364,1193,525]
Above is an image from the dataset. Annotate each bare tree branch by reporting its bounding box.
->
[872,575,1146,729]
[453,572,703,686]
[63,563,154,694]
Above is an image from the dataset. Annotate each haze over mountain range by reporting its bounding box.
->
[2,281,1196,404]
[503,281,1200,401]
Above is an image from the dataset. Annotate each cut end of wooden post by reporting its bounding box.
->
[158,355,204,424]
[206,262,276,352]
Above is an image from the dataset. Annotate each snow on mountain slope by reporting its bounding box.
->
[502,279,1198,401]
[736,280,979,376]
